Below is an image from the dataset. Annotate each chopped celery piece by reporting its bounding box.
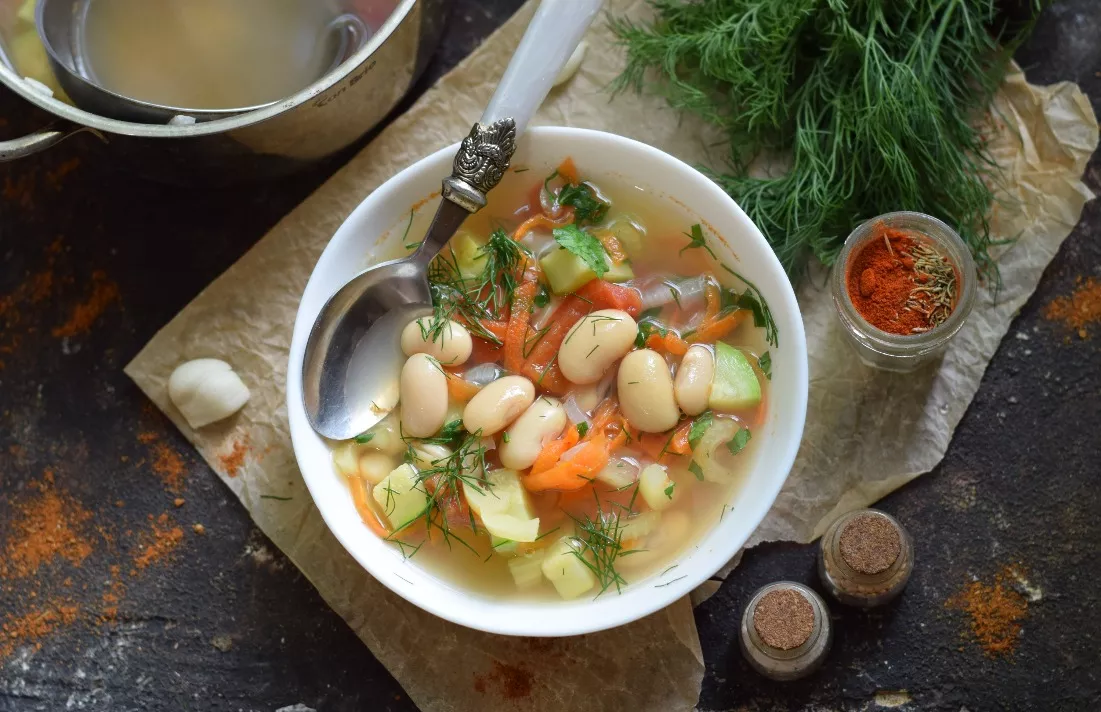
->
[371,464,429,531]
[541,538,596,600]
[508,550,546,589]
[639,464,676,511]
[709,342,762,411]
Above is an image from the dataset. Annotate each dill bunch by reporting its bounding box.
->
[612,0,1043,280]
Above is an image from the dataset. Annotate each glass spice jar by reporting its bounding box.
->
[739,581,832,681]
[818,509,914,608]
[830,211,977,372]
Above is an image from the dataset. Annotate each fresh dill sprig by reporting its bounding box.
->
[612,0,1043,283]
[567,490,642,595]
[426,228,531,345]
[390,428,490,555]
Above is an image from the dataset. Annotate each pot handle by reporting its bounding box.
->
[0,124,103,161]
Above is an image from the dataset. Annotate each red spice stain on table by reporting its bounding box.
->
[46,157,81,189]
[52,270,120,338]
[947,564,1030,657]
[138,431,188,493]
[473,661,535,700]
[1044,276,1101,339]
[0,603,80,661]
[0,469,94,579]
[0,237,64,369]
[131,513,184,573]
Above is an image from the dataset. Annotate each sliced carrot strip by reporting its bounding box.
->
[597,231,628,264]
[577,280,642,317]
[424,475,471,531]
[523,295,589,372]
[524,433,611,492]
[689,309,749,344]
[557,157,580,185]
[531,427,580,475]
[527,361,570,396]
[349,477,389,537]
[589,399,621,433]
[703,283,721,323]
[646,331,689,356]
[639,420,692,460]
[512,211,574,242]
[469,337,502,365]
[505,280,538,373]
[445,371,481,402]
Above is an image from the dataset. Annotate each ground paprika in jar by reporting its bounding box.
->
[845,224,959,335]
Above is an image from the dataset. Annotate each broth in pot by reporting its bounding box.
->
[77,0,390,110]
[330,158,778,601]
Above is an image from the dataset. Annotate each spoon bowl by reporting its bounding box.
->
[302,256,432,442]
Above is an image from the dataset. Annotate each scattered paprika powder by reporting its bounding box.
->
[1044,276,1101,339]
[138,431,188,493]
[846,225,959,335]
[218,438,250,478]
[0,469,94,579]
[472,660,534,700]
[0,603,80,661]
[947,564,1029,657]
[131,513,185,572]
[52,269,120,338]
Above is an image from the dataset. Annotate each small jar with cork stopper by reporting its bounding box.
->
[818,509,914,607]
[739,582,832,681]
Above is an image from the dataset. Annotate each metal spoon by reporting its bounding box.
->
[302,0,603,441]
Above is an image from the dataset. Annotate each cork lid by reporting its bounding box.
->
[752,588,815,650]
[839,513,901,575]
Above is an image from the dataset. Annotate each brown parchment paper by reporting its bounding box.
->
[125,1,1097,710]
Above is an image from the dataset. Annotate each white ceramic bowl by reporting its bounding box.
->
[287,127,808,637]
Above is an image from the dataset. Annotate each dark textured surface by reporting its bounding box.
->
[0,1,1098,711]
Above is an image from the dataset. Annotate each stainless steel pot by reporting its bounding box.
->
[0,0,447,183]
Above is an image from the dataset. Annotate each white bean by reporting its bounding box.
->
[500,397,567,470]
[400,318,472,366]
[400,353,448,438]
[558,309,638,385]
[674,345,715,416]
[617,349,680,432]
[463,376,535,435]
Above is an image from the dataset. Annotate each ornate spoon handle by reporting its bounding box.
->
[441,0,603,214]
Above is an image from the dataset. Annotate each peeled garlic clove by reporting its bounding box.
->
[168,358,250,429]
[553,41,587,87]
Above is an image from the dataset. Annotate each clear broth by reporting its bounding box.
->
[342,166,770,601]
